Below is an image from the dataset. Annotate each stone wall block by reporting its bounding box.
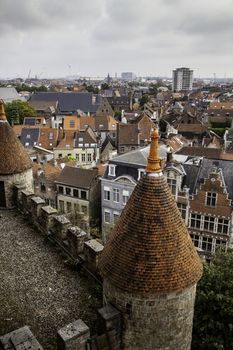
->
[30,196,46,219]
[67,226,87,258]
[40,206,58,232]
[84,239,104,275]
[57,319,90,350]
[53,215,71,240]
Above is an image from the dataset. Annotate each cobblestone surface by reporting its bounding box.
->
[0,210,101,349]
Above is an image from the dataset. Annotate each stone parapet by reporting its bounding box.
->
[0,326,44,350]
[21,190,35,213]
[97,304,121,334]
[67,226,87,258]
[31,196,46,219]
[57,319,90,350]
[53,215,71,240]
[40,205,58,231]
[84,239,104,275]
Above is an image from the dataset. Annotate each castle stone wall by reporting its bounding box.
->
[0,168,33,208]
[103,279,196,350]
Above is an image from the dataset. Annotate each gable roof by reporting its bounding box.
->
[0,87,25,103]
[20,128,40,147]
[30,92,102,114]
[74,128,97,147]
[109,144,168,167]
[118,124,139,145]
[55,166,98,189]
[197,158,233,200]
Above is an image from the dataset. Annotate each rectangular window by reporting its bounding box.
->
[113,188,120,202]
[167,178,177,196]
[87,153,92,162]
[81,190,87,199]
[81,205,87,215]
[75,154,79,161]
[137,169,145,180]
[203,216,215,232]
[49,132,53,140]
[216,239,227,249]
[190,234,199,247]
[40,184,46,193]
[113,212,120,223]
[66,202,72,212]
[217,218,229,234]
[104,186,110,201]
[59,200,64,212]
[104,210,111,223]
[81,154,85,162]
[122,190,129,204]
[59,154,62,158]
[206,192,217,207]
[58,186,63,194]
[73,189,79,198]
[120,146,125,153]
[202,236,213,252]
[69,120,75,128]
[177,203,186,219]
[190,213,201,229]
[108,165,116,176]
[66,187,71,195]
[74,203,79,212]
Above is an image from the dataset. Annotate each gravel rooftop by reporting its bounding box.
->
[0,210,101,349]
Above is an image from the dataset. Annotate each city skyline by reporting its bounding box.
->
[1,0,233,79]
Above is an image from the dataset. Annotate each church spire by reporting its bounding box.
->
[0,100,7,121]
[145,128,161,173]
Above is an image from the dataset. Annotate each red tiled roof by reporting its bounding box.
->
[0,101,32,175]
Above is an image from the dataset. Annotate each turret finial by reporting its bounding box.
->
[145,128,161,173]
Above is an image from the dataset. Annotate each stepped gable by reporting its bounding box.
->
[99,129,202,294]
[0,100,32,175]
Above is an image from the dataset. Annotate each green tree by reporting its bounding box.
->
[139,94,149,107]
[5,100,37,124]
[192,249,233,350]
[15,84,47,92]
[100,83,109,90]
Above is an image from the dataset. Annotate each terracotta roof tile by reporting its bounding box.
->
[0,101,32,175]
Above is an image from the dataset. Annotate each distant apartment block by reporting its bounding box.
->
[172,67,193,91]
[121,72,135,81]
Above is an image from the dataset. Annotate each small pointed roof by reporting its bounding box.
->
[99,129,202,294]
[0,100,32,175]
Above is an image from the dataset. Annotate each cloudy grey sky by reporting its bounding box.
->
[1,0,233,79]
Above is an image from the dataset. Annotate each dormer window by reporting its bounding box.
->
[108,164,116,176]
[167,178,177,196]
[137,169,145,180]
[206,192,217,208]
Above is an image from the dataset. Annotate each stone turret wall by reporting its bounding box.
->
[103,279,197,350]
[0,168,33,208]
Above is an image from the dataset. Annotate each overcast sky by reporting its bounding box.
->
[1,0,233,79]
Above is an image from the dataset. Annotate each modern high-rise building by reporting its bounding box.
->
[172,67,193,91]
[121,72,135,81]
